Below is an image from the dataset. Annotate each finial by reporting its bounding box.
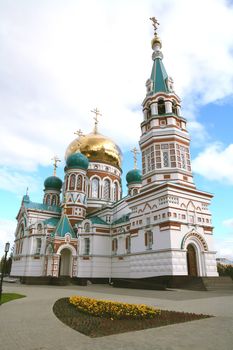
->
[91,107,102,133]
[131,147,140,169]
[74,129,84,137]
[150,16,162,53]
[26,187,29,196]
[150,17,160,35]
[51,156,61,176]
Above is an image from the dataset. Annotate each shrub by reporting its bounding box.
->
[69,295,160,320]
[217,263,233,279]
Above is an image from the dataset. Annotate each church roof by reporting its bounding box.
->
[150,57,169,94]
[112,213,130,225]
[54,214,75,238]
[23,200,61,213]
[88,216,108,225]
[43,217,60,226]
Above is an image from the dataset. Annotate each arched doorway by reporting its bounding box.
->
[187,244,198,276]
[59,248,72,276]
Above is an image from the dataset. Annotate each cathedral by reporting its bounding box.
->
[11,20,218,282]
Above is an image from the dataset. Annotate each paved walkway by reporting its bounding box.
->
[0,282,233,350]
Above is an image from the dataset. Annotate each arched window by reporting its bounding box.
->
[126,236,131,253]
[158,99,165,115]
[147,109,151,120]
[103,179,111,200]
[91,178,99,198]
[70,174,76,190]
[37,224,42,234]
[65,176,69,190]
[46,195,51,205]
[84,222,90,233]
[132,188,138,196]
[51,195,57,206]
[113,182,118,202]
[77,175,82,191]
[172,101,178,115]
[17,225,24,255]
[112,238,118,254]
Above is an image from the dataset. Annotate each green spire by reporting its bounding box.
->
[148,17,170,95]
[150,57,169,94]
[54,214,75,238]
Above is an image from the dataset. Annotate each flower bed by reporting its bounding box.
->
[53,298,212,337]
[69,295,160,319]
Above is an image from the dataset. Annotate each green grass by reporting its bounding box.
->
[1,293,26,304]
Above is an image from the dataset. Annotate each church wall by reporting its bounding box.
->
[203,252,219,276]
[11,256,44,276]
[130,226,171,254]
[77,256,111,278]
[111,251,186,278]
[111,255,130,278]
[91,235,111,255]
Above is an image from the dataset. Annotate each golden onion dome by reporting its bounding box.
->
[151,34,162,50]
[65,132,122,169]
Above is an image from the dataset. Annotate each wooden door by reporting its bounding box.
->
[187,244,198,276]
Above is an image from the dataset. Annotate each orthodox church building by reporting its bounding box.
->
[11,20,218,282]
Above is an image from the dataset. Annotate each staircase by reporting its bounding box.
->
[202,276,233,291]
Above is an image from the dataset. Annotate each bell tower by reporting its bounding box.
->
[140,17,194,190]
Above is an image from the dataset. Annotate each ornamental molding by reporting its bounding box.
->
[181,230,208,251]
[138,202,157,214]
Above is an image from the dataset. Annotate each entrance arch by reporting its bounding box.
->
[187,244,198,276]
[59,248,72,276]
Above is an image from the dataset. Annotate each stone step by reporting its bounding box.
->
[202,276,233,291]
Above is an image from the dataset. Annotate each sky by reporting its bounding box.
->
[0,0,233,259]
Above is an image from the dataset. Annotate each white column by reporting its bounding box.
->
[151,102,158,115]
[177,106,181,116]
[165,101,172,113]
[143,110,147,121]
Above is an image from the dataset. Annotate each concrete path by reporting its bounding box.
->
[0,283,233,350]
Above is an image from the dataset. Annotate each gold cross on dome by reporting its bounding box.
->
[91,107,102,133]
[149,17,160,34]
[51,156,61,176]
[131,147,140,169]
[74,129,84,137]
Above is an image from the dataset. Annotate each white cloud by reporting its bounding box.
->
[0,219,16,258]
[215,233,233,260]
[223,218,233,228]
[192,143,233,184]
[0,0,233,171]
[0,167,40,194]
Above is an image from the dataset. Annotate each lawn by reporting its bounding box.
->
[53,297,212,337]
[1,293,26,304]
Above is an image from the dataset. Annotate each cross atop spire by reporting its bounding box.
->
[131,147,140,169]
[51,156,61,176]
[91,107,102,133]
[74,129,84,137]
[150,17,160,35]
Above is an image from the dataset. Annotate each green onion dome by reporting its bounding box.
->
[44,176,63,191]
[126,169,142,184]
[66,152,89,170]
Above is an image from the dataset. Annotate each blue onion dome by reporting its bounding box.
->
[44,176,63,190]
[126,169,142,184]
[66,152,89,170]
